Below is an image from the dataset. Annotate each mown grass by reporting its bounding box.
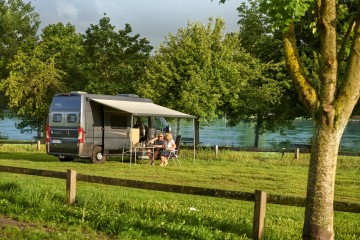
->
[0,144,359,239]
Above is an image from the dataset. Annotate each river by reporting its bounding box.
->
[0,117,34,141]
[171,118,360,152]
[1,117,360,152]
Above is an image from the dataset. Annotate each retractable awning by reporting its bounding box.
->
[90,98,195,119]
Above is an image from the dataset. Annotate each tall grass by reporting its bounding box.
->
[0,144,359,239]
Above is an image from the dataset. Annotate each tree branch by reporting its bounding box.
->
[282,21,318,117]
[336,4,360,125]
[337,17,356,64]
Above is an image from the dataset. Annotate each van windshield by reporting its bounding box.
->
[50,96,81,111]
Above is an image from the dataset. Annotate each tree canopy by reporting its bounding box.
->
[0,9,153,134]
[135,18,263,143]
[0,0,40,116]
[82,15,153,95]
[40,23,85,91]
[231,0,308,147]
[0,47,64,135]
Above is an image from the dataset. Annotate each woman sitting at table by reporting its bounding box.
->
[160,132,176,166]
[147,133,165,165]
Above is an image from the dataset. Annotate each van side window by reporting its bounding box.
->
[53,114,62,122]
[67,114,77,123]
[111,115,127,128]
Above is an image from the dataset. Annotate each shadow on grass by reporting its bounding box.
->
[0,152,58,162]
[0,151,132,165]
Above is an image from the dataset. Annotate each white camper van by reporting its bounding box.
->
[45,92,193,164]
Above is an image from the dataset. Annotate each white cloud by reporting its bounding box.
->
[26,0,242,47]
[56,2,78,20]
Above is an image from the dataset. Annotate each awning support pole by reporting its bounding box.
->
[130,115,133,167]
[193,118,196,162]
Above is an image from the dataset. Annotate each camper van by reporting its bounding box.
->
[45,91,189,164]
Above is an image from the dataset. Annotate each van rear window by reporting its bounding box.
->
[53,114,62,122]
[50,96,81,110]
[67,114,77,123]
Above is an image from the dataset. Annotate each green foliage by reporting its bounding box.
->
[136,18,258,125]
[232,1,308,147]
[259,0,312,30]
[0,0,39,79]
[40,23,85,91]
[237,1,283,62]
[0,46,64,133]
[1,13,153,133]
[0,0,40,117]
[82,15,153,95]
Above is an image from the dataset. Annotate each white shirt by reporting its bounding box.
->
[164,140,175,149]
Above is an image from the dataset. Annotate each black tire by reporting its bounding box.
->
[59,157,74,162]
[91,146,107,164]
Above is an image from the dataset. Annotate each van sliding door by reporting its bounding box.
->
[103,111,130,153]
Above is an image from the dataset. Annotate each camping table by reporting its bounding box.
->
[134,146,156,164]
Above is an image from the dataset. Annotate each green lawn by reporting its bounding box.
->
[0,144,359,239]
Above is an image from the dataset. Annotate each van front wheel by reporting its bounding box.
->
[91,146,107,164]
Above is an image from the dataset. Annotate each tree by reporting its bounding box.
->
[82,15,153,95]
[233,1,308,148]
[135,18,260,144]
[0,45,64,138]
[0,22,83,135]
[40,23,85,91]
[221,0,360,238]
[0,0,40,116]
[225,63,299,147]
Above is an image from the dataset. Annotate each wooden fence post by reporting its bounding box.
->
[66,169,77,205]
[214,145,219,158]
[294,148,300,160]
[253,190,267,240]
[37,140,41,151]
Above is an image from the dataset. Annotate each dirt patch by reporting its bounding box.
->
[0,217,35,228]
[0,216,114,239]
[0,216,36,230]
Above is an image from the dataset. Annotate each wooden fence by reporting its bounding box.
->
[0,165,359,239]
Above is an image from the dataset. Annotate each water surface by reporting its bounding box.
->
[2,117,360,152]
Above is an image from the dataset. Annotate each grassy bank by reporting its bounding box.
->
[0,144,359,239]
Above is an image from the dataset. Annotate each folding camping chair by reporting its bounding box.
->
[168,135,181,165]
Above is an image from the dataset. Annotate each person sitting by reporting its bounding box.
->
[160,132,176,166]
[147,133,165,165]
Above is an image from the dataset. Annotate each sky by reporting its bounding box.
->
[27,0,243,48]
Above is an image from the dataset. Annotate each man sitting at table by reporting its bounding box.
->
[147,133,165,165]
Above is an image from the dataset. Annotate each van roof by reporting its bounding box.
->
[55,92,152,103]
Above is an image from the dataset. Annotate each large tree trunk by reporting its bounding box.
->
[37,120,42,141]
[303,120,346,239]
[253,115,262,148]
[194,118,200,146]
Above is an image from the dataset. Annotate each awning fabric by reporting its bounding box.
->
[90,98,195,119]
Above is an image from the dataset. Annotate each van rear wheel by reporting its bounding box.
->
[91,146,107,164]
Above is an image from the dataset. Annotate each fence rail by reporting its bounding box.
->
[1,165,359,239]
